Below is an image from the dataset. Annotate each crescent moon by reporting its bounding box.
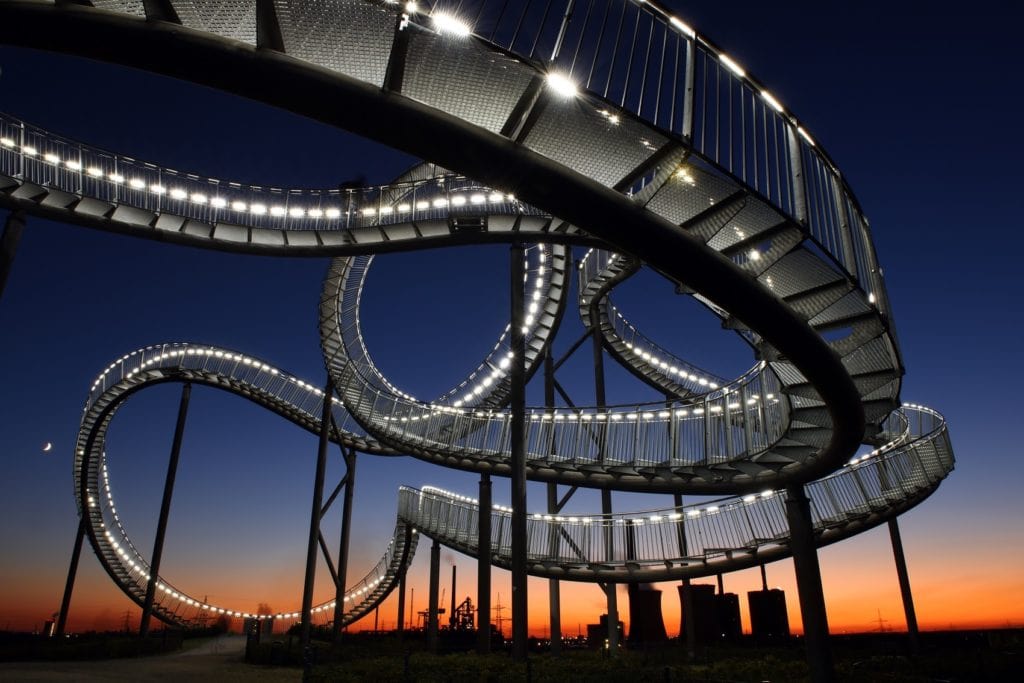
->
[42,442,52,453]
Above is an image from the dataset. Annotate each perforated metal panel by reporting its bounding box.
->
[524,100,666,188]
[402,31,534,135]
[707,200,783,251]
[90,0,146,16]
[273,0,397,87]
[171,0,257,45]
[758,251,843,299]
[646,167,737,225]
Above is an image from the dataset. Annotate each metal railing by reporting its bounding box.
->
[335,359,787,468]
[76,343,419,628]
[399,405,952,574]
[410,0,898,344]
[578,247,728,396]
[0,112,541,233]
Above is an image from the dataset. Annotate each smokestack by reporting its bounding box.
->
[450,565,457,628]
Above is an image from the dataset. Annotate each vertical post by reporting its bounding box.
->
[674,492,696,660]
[332,447,357,640]
[546,483,562,654]
[785,485,834,683]
[601,489,619,653]
[477,473,492,653]
[888,518,920,654]
[510,243,529,661]
[450,565,457,628]
[0,210,26,301]
[397,569,406,635]
[140,382,191,637]
[55,516,86,637]
[428,538,440,652]
[681,38,696,140]
[760,563,768,591]
[830,175,858,275]
[544,348,563,655]
[301,378,334,647]
[549,0,578,62]
[786,126,808,225]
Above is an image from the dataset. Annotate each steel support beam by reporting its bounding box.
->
[300,378,334,646]
[602,489,619,653]
[0,210,25,301]
[674,493,696,659]
[476,473,492,653]
[140,382,190,637]
[888,518,920,654]
[55,515,86,637]
[509,243,529,660]
[547,483,562,655]
[332,447,357,640]
[428,537,440,652]
[785,485,834,682]
[397,568,407,634]
[0,6,868,493]
[544,347,562,655]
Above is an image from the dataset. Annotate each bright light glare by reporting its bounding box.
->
[669,16,695,38]
[718,53,745,77]
[545,72,579,98]
[760,90,784,113]
[432,12,471,37]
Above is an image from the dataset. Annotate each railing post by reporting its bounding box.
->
[786,126,809,225]
[681,39,696,140]
[477,473,492,653]
[830,176,858,276]
[549,0,577,63]
[784,485,834,682]
[140,382,191,637]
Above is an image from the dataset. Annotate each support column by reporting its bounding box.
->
[332,448,357,640]
[300,378,334,647]
[674,492,696,659]
[785,485,834,682]
[397,569,406,635]
[140,382,191,637]
[547,483,562,654]
[0,210,25,300]
[888,518,920,654]
[509,243,528,660]
[477,473,492,653]
[427,538,440,652]
[55,516,86,637]
[602,489,619,653]
[592,320,618,654]
[544,348,562,655]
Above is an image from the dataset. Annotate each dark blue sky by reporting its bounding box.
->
[0,1,1021,632]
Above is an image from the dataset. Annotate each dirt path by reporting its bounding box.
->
[0,635,301,682]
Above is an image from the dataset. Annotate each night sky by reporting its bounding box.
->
[1,1,1022,635]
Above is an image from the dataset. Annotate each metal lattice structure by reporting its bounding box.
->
[0,0,952,648]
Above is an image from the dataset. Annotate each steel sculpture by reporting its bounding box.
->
[0,2,955,679]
